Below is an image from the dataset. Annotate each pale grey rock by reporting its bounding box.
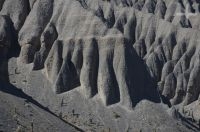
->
[0,0,29,31]
[161,61,175,82]
[18,0,53,63]
[45,40,63,88]
[133,39,146,58]
[172,40,187,61]
[154,0,166,19]
[183,53,200,105]
[80,38,98,98]
[29,0,36,9]
[142,0,156,13]
[171,72,189,105]
[146,52,162,81]
[162,73,177,99]
[33,23,58,70]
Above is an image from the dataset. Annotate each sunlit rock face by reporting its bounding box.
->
[1,0,200,131]
[0,0,160,108]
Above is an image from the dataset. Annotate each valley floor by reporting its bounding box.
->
[0,82,81,132]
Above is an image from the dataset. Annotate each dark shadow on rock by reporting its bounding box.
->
[160,95,171,107]
[0,15,20,82]
[55,59,81,94]
[125,39,161,107]
[105,60,120,105]
[5,16,21,59]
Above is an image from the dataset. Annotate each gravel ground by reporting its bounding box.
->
[0,82,82,132]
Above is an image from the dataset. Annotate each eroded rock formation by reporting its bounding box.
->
[1,0,200,130]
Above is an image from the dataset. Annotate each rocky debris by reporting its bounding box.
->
[0,82,81,132]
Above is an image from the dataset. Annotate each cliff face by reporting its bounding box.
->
[1,0,200,131]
